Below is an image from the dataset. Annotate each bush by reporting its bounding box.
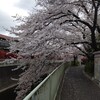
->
[84,60,94,77]
[71,60,79,66]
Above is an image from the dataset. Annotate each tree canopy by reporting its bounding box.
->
[9,0,100,99]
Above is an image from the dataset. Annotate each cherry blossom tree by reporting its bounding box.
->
[37,0,100,55]
[9,0,100,99]
[9,14,76,100]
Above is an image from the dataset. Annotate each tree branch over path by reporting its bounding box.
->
[67,10,92,30]
[73,44,89,57]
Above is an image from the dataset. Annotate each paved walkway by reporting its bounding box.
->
[61,67,100,100]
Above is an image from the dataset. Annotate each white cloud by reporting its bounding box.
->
[0,0,19,13]
[0,0,36,36]
[15,0,36,11]
[0,0,29,16]
[0,10,15,32]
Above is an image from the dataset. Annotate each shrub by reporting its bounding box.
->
[71,60,79,66]
[84,60,94,77]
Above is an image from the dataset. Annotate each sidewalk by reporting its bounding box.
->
[60,67,100,100]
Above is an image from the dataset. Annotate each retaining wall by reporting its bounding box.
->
[94,51,100,82]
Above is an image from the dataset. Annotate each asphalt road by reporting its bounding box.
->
[61,67,100,100]
[0,85,16,100]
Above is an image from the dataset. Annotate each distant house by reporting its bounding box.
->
[0,34,11,51]
[0,34,18,60]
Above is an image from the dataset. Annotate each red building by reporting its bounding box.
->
[0,34,18,60]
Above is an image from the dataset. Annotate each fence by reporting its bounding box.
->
[23,62,68,100]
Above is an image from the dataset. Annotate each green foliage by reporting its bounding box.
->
[63,61,70,69]
[84,60,94,77]
[71,60,79,66]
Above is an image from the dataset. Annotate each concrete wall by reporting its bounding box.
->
[0,64,22,91]
[94,51,100,82]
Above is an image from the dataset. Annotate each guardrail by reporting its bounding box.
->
[23,62,68,100]
[0,60,20,67]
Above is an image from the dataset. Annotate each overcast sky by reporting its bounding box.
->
[0,0,36,37]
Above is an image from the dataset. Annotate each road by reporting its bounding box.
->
[61,67,100,100]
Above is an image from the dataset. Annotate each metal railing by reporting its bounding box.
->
[23,62,68,100]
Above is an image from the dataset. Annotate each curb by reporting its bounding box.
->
[83,71,93,80]
[58,67,70,100]
[83,70,100,89]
